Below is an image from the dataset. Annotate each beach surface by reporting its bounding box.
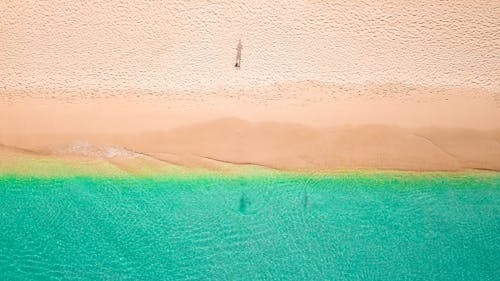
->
[1,83,499,174]
[2,0,500,174]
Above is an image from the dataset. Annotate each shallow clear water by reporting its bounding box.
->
[0,173,499,280]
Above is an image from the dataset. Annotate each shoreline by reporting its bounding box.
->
[1,139,499,179]
[1,83,499,174]
[2,159,499,181]
[2,118,499,173]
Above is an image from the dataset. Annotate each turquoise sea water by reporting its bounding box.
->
[0,173,499,280]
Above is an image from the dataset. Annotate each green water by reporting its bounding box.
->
[0,173,499,280]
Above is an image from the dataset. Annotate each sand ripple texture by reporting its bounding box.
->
[1,1,499,94]
[0,174,499,280]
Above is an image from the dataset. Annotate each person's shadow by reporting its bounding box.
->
[234,39,242,68]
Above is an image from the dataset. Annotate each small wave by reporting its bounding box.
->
[55,141,139,158]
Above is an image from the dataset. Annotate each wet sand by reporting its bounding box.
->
[1,83,499,173]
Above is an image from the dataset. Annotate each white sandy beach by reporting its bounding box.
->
[1,1,499,173]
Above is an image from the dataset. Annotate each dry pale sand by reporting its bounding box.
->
[1,83,499,173]
[2,1,499,91]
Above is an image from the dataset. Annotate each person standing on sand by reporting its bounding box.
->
[235,39,242,68]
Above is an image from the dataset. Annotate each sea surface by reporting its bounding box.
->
[0,172,499,280]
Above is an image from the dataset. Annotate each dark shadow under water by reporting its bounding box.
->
[0,174,498,280]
